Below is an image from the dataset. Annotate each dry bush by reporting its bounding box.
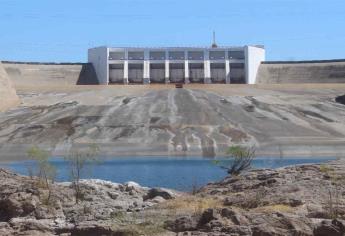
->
[319,164,343,219]
[27,146,56,204]
[64,144,100,203]
[214,145,256,176]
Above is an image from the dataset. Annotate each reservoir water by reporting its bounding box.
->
[2,157,334,191]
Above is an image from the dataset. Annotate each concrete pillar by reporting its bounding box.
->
[144,49,150,84]
[165,50,170,83]
[184,50,190,83]
[106,48,110,85]
[204,50,211,84]
[225,51,230,84]
[124,50,129,84]
[245,46,266,85]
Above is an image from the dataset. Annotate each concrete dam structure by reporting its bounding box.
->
[2,61,98,89]
[88,46,266,85]
[2,58,345,89]
[257,59,345,83]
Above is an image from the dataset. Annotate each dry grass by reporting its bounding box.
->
[110,210,171,236]
[319,164,334,174]
[251,204,295,214]
[112,223,167,236]
[158,195,224,216]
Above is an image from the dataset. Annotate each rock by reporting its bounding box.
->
[124,181,142,192]
[306,204,329,219]
[252,224,286,236]
[221,225,252,235]
[143,187,180,201]
[0,222,15,235]
[2,159,345,236]
[165,216,199,232]
[220,208,249,225]
[0,168,177,235]
[17,230,55,236]
[314,219,345,236]
[288,198,303,207]
[198,208,219,227]
[150,196,166,204]
[70,223,115,236]
[0,198,24,220]
[9,218,52,233]
[107,192,119,200]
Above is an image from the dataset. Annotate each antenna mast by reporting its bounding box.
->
[212,31,218,48]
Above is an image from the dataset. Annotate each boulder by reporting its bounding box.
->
[143,187,180,201]
[70,223,115,236]
[124,181,142,192]
[165,216,199,232]
[220,208,249,225]
[314,219,345,236]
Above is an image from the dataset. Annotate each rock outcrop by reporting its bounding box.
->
[0,62,19,111]
[0,168,181,235]
[2,160,345,235]
[165,159,345,236]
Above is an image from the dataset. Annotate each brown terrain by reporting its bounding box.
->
[1,159,345,235]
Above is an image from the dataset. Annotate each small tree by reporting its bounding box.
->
[214,145,256,176]
[319,164,342,219]
[27,146,56,202]
[64,144,100,203]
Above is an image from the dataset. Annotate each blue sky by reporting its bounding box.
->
[1,0,345,62]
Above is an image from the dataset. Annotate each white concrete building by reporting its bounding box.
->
[88,45,265,85]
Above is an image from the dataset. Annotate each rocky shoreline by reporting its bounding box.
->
[0,168,181,236]
[1,159,345,235]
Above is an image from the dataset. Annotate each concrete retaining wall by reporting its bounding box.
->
[2,61,98,89]
[257,59,345,83]
[4,59,345,88]
[0,62,19,111]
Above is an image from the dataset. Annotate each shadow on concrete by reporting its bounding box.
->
[77,64,99,85]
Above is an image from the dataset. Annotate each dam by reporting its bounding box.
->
[1,59,345,158]
[256,59,345,83]
[88,45,266,85]
[2,56,345,88]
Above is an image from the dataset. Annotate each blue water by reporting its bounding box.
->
[2,157,334,191]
